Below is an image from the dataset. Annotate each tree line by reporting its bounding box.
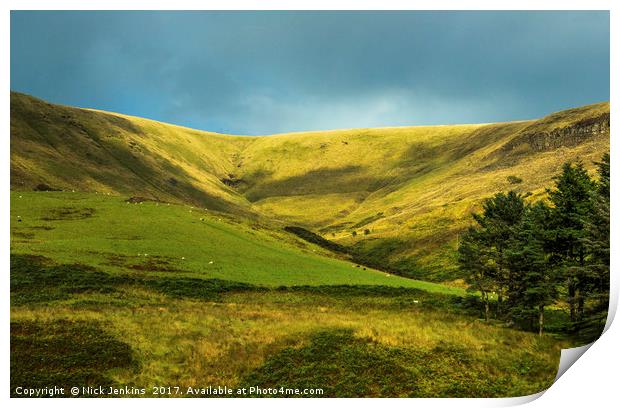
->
[458,154,609,338]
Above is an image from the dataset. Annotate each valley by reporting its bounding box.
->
[9,92,610,397]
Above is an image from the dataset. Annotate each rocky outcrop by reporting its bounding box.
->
[502,113,609,154]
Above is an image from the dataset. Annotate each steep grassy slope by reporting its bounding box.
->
[11,92,610,281]
[11,92,253,214]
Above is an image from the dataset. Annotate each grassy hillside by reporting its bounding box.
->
[10,92,253,214]
[10,191,458,293]
[11,92,610,281]
[241,106,609,280]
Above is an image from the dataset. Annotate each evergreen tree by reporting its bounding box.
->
[580,154,610,337]
[459,226,496,321]
[473,191,525,317]
[458,191,525,321]
[596,153,610,197]
[547,162,596,323]
[506,202,557,335]
[457,156,609,339]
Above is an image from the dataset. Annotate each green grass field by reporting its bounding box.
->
[10,191,461,293]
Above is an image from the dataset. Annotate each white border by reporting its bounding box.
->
[2,2,616,407]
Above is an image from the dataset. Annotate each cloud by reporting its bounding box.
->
[217,88,518,135]
[11,11,609,135]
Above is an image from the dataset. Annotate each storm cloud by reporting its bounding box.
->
[11,11,609,135]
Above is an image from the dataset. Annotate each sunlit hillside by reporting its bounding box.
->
[11,92,610,281]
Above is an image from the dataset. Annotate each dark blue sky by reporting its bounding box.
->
[11,11,609,135]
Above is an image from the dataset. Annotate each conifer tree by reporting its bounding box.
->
[547,162,596,323]
[458,191,525,320]
[506,202,557,335]
[459,226,496,321]
[457,156,609,339]
[473,191,525,317]
[581,154,610,335]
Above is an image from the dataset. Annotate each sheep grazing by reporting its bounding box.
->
[181,256,185,260]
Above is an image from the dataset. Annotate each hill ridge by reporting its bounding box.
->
[15,90,606,138]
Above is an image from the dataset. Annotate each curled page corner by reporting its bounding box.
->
[551,280,618,384]
[554,342,594,382]
[499,298,617,407]
[492,342,596,407]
